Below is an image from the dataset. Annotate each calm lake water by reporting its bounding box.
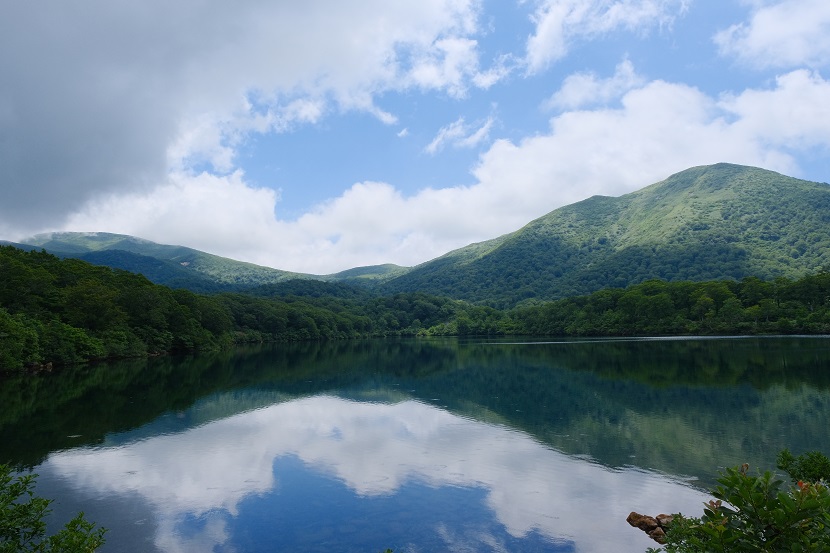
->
[2,336,830,553]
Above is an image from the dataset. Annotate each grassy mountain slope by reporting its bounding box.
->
[0,240,41,252]
[22,232,306,290]
[75,250,230,293]
[382,163,830,306]
[327,263,411,283]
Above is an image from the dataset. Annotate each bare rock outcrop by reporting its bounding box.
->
[626,511,674,544]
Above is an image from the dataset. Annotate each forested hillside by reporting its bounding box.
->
[0,246,469,371]
[382,164,830,306]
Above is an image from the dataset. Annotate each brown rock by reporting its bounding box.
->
[656,514,674,528]
[626,512,659,532]
[648,527,667,544]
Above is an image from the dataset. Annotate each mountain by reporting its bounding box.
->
[380,163,830,306]
[10,164,830,305]
[19,232,308,292]
[16,232,413,293]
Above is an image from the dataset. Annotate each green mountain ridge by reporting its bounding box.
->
[10,232,413,292]
[381,163,830,306]
[18,232,308,291]
[74,249,232,293]
[7,163,830,304]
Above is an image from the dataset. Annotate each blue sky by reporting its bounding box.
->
[2,0,829,273]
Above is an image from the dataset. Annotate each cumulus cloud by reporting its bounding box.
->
[545,58,645,110]
[719,69,830,150]
[714,0,830,69]
[0,0,496,235]
[406,37,482,98]
[524,0,689,73]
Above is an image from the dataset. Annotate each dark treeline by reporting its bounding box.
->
[2,245,830,372]
[509,274,830,336]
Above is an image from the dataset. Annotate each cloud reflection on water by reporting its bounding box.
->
[45,395,709,552]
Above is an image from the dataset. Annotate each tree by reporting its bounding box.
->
[777,448,830,483]
[0,464,106,552]
[716,297,745,327]
[0,309,40,371]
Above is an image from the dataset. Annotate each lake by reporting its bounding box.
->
[2,336,830,552]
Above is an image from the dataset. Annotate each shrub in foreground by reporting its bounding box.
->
[0,464,106,552]
[637,450,830,552]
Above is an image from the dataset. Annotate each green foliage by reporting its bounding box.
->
[0,310,40,369]
[0,464,105,552]
[648,463,830,553]
[39,320,106,364]
[509,272,830,336]
[777,449,830,484]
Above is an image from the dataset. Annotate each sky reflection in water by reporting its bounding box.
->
[40,395,709,553]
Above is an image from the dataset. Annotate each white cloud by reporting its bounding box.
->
[425,116,495,154]
[59,69,830,274]
[719,69,830,150]
[0,0,490,234]
[714,0,830,69]
[472,53,518,89]
[407,37,483,98]
[459,117,496,148]
[546,58,645,110]
[525,0,689,73]
[426,119,469,154]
